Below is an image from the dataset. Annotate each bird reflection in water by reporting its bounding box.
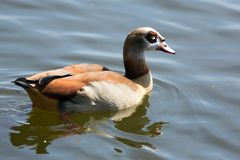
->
[9,95,167,154]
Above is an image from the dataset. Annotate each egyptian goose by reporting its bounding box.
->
[13,27,175,112]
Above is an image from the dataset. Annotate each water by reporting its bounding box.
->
[0,0,240,159]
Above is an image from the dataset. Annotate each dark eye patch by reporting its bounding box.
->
[145,31,157,43]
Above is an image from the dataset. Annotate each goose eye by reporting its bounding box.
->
[151,36,156,40]
[146,33,157,43]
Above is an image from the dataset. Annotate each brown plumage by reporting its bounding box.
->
[13,27,175,111]
[40,71,138,100]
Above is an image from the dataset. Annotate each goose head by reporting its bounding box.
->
[123,27,175,79]
[123,27,175,56]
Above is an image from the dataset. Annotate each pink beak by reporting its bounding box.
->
[156,41,175,54]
